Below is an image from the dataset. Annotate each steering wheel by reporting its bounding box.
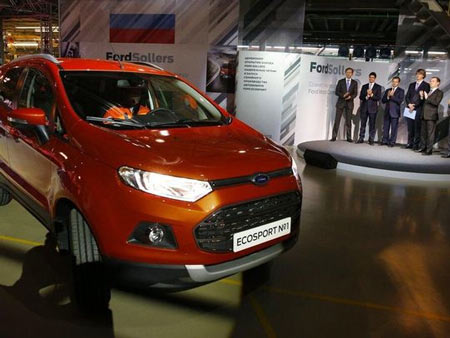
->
[150,107,178,120]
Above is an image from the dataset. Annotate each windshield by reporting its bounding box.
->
[61,71,225,129]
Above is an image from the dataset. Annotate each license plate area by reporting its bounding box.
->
[232,217,291,252]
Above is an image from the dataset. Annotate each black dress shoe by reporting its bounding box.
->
[330,138,336,142]
[347,138,353,143]
[356,139,364,144]
[417,148,426,153]
[412,146,420,151]
[442,154,450,158]
[403,144,413,149]
[380,142,388,146]
[369,141,374,146]
[388,144,394,148]
[422,151,432,156]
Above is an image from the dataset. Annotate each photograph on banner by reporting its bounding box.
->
[61,42,80,58]
[206,46,237,93]
[294,55,392,144]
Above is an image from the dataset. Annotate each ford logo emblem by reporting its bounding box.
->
[252,173,270,185]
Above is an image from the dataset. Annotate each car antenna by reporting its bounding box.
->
[110,44,124,69]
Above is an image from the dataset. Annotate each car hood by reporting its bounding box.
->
[71,119,291,181]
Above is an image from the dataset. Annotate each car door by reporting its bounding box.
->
[6,66,59,221]
[0,66,24,169]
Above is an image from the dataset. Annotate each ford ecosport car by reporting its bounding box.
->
[0,54,302,308]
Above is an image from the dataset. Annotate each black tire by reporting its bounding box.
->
[0,188,12,206]
[68,209,111,310]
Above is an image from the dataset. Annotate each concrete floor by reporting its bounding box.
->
[1,152,450,338]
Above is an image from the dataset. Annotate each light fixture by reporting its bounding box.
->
[11,42,39,47]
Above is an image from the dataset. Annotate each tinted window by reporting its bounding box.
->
[61,71,224,129]
[0,66,23,107]
[19,68,55,119]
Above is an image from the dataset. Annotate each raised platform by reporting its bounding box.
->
[297,140,450,180]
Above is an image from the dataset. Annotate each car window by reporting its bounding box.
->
[0,66,23,108]
[61,71,224,128]
[18,68,55,120]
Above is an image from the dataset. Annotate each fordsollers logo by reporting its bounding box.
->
[310,62,362,77]
[106,52,174,64]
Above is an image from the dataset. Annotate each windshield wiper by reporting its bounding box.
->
[144,119,223,129]
[144,121,192,129]
[86,116,146,128]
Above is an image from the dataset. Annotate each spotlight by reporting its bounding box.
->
[338,45,349,57]
[353,46,364,58]
[380,48,391,59]
[365,46,377,60]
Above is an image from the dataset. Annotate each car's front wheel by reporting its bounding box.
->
[68,209,111,310]
[0,187,12,206]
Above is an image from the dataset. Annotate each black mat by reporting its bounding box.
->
[297,140,450,174]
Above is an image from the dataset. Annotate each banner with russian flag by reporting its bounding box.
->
[110,14,175,44]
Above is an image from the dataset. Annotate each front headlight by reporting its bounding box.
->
[291,157,299,180]
[118,166,212,202]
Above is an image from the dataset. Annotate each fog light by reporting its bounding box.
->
[148,225,164,243]
[128,222,178,249]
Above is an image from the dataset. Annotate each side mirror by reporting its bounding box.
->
[7,108,49,144]
[7,107,48,126]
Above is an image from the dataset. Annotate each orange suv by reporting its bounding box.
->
[0,54,302,309]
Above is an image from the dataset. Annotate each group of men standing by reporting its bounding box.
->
[330,67,448,158]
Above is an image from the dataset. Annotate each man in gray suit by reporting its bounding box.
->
[419,76,443,155]
[331,67,358,142]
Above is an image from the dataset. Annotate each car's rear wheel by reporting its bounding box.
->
[68,209,111,310]
[0,187,12,206]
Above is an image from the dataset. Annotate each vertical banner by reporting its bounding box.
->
[235,50,301,144]
[206,0,239,112]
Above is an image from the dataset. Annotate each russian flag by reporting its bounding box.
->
[110,14,175,44]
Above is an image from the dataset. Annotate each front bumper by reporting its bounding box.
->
[106,233,297,289]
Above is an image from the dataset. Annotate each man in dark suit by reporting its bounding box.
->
[356,72,382,145]
[331,67,358,142]
[419,77,443,155]
[404,69,430,150]
[443,99,450,158]
[381,76,405,147]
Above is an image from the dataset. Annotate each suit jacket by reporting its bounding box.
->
[382,87,405,118]
[422,88,443,120]
[335,78,358,109]
[359,83,381,114]
[405,81,430,115]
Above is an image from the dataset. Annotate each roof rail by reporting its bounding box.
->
[130,61,164,71]
[11,54,60,65]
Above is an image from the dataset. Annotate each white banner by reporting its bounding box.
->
[79,43,208,90]
[235,50,301,144]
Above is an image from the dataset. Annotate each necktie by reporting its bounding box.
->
[346,80,350,91]
[415,82,419,90]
